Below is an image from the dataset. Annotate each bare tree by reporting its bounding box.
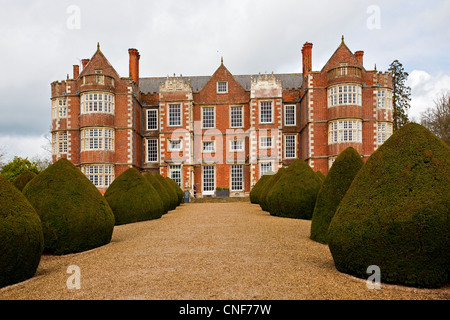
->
[0,146,7,171]
[420,91,450,146]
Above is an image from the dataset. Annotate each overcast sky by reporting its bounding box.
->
[0,0,449,162]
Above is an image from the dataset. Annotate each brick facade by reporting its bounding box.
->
[51,38,393,196]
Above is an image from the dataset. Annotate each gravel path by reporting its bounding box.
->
[0,202,448,300]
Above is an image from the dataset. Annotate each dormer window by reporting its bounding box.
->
[217,81,228,93]
[340,63,348,76]
[95,70,104,84]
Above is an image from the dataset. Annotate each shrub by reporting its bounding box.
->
[0,176,44,288]
[250,171,274,204]
[144,173,171,214]
[154,174,178,210]
[23,158,114,255]
[165,177,183,205]
[315,170,325,182]
[259,168,286,212]
[105,168,164,225]
[310,147,364,244]
[267,160,322,219]
[328,123,450,288]
[13,170,37,191]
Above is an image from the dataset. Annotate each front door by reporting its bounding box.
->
[202,165,215,195]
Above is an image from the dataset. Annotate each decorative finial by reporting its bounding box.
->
[374,64,377,71]
[97,42,100,50]
[221,56,223,65]
[341,35,344,43]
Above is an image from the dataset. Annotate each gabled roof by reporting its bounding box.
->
[139,73,303,94]
[320,36,365,72]
[78,43,121,79]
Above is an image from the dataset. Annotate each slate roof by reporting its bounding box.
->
[139,73,303,94]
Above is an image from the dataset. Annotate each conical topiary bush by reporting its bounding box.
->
[328,123,450,288]
[105,168,164,225]
[13,170,37,192]
[315,170,326,183]
[154,173,178,210]
[165,177,183,205]
[0,176,44,288]
[23,158,115,255]
[266,159,322,219]
[144,173,171,214]
[310,147,364,244]
[250,171,274,204]
[259,167,286,212]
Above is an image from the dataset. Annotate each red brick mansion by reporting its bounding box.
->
[51,37,393,196]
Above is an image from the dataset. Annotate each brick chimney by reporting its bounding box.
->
[81,59,90,69]
[73,65,79,79]
[355,51,364,66]
[128,48,140,85]
[302,42,313,77]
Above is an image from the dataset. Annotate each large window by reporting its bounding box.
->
[169,165,182,187]
[202,141,215,153]
[52,99,67,119]
[168,104,181,127]
[328,119,362,144]
[168,139,182,152]
[146,109,158,131]
[377,89,393,109]
[202,107,215,128]
[81,128,114,151]
[284,135,296,158]
[230,106,243,128]
[328,84,362,107]
[377,122,393,145]
[147,138,158,162]
[231,165,243,191]
[259,161,273,177]
[81,164,114,188]
[259,101,273,124]
[284,104,296,126]
[230,139,244,151]
[81,92,114,114]
[259,136,273,149]
[202,165,215,194]
[52,131,68,154]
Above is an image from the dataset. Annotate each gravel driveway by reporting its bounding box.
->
[0,202,448,300]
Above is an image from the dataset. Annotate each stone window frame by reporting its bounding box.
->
[146,138,159,163]
[168,103,182,127]
[146,109,158,131]
[217,81,228,94]
[202,106,216,129]
[259,100,274,124]
[284,134,296,159]
[81,127,115,151]
[230,164,244,191]
[328,119,362,144]
[284,104,296,126]
[81,164,114,188]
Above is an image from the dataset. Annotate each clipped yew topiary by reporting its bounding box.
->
[144,173,171,214]
[165,177,183,205]
[23,158,115,255]
[315,170,326,183]
[310,147,364,244]
[259,168,286,212]
[13,170,37,192]
[328,123,450,288]
[105,168,164,225]
[250,171,274,204]
[267,159,322,219]
[0,176,44,288]
[154,174,178,210]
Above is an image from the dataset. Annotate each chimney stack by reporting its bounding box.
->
[81,59,90,69]
[355,51,364,66]
[73,65,80,79]
[128,48,140,85]
[301,42,313,77]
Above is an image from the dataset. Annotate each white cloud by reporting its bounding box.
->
[407,70,450,121]
[0,134,50,163]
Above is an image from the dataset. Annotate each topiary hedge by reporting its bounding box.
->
[13,170,37,192]
[144,173,171,214]
[154,174,178,210]
[328,123,450,288]
[259,168,286,212]
[250,171,274,204]
[105,168,164,225]
[23,158,115,255]
[310,147,364,244]
[315,170,326,183]
[165,177,183,205]
[0,176,44,288]
[266,159,322,219]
